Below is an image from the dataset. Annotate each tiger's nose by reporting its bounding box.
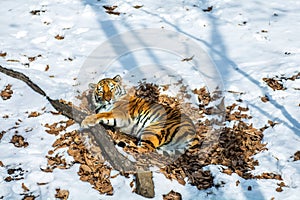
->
[103,93,112,102]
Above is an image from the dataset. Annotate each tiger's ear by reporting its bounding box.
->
[88,83,97,90]
[113,75,122,82]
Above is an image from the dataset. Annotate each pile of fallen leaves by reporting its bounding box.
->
[262,77,286,91]
[44,120,114,195]
[160,86,282,190]
[262,72,300,91]
[10,135,29,148]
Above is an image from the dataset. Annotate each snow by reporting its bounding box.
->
[0,0,299,199]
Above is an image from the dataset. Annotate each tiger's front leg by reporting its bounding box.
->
[81,111,129,128]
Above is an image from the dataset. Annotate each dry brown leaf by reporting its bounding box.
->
[0,52,7,57]
[30,10,46,15]
[45,65,50,71]
[27,54,41,62]
[55,35,64,40]
[1,84,13,100]
[276,187,283,192]
[288,72,300,81]
[202,6,213,12]
[22,183,30,192]
[37,182,49,186]
[23,195,36,200]
[2,114,9,118]
[262,77,286,91]
[268,120,279,128]
[133,5,143,9]
[28,111,40,118]
[10,135,28,148]
[103,5,117,11]
[6,59,20,62]
[293,151,300,161]
[277,182,286,187]
[55,188,69,200]
[163,190,182,200]
[44,120,74,135]
[238,106,249,112]
[261,95,269,102]
[40,167,53,173]
[103,5,120,15]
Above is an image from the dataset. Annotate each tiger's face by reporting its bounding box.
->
[89,75,125,111]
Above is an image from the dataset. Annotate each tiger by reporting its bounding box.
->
[81,75,198,154]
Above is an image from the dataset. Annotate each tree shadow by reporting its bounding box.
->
[81,1,170,79]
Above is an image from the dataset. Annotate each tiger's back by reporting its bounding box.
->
[81,75,198,153]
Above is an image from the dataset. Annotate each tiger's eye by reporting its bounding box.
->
[97,87,103,94]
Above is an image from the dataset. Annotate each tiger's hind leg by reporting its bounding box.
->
[136,123,166,153]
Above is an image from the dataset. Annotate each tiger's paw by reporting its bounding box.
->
[81,115,99,128]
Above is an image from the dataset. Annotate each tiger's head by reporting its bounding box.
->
[89,75,125,112]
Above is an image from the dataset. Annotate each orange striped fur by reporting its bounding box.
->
[81,75,198,153]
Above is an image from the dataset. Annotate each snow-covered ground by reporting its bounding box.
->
[0,0,299,199]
